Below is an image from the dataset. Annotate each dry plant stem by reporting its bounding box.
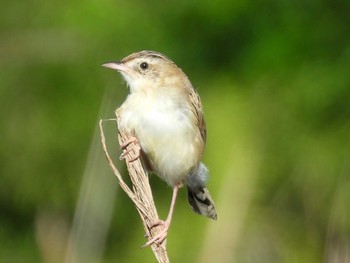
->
[99,112,170,263]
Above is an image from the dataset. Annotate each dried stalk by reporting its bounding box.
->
[99,109,169,263]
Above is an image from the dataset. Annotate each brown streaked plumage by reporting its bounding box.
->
[103,50,217,246]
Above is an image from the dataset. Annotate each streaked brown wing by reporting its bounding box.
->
[189,88,207,144]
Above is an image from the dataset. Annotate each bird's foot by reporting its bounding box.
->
[119,136,141,161]
[143,219,170,247]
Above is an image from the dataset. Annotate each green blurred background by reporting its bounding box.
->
[1,0,350,262]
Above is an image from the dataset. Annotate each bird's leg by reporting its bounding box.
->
[143,183,181,247]
[119,136,141,161]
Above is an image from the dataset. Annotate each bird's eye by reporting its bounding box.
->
[140,62,148,70]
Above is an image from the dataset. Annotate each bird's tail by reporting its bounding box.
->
[187,186,217,220]
[185,163,217,220]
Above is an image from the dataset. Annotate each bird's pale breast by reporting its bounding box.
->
[119,91,203,186]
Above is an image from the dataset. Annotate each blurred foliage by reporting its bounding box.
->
[1,0,350,262]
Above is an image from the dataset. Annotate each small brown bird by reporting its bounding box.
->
[103,50,217,245]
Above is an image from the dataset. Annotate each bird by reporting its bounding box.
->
[102,50,217,246]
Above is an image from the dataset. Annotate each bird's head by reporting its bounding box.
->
[103,50,191,93]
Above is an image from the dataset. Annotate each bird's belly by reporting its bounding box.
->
[121,99,202,186]
[138,109,201,186]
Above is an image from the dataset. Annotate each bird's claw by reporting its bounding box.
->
[143,220,170,247]
[119,136,141,161]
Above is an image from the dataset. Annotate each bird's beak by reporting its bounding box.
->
[102,62,129,73]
